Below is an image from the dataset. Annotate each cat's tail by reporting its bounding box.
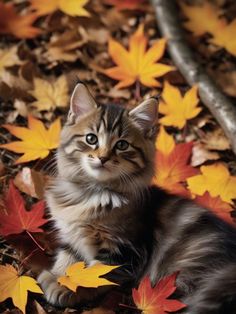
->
[184,264,236,314]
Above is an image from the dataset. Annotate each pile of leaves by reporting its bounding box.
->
[0,0,236,313]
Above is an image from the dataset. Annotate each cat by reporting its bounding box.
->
[38,83,236,313]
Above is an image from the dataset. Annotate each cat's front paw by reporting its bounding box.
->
[37,270,80,307]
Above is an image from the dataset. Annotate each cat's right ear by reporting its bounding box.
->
[68,83,97,121]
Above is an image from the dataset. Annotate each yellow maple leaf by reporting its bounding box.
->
[0,46,22,74]
[0,264,42,314]
[58,262,119,292]
[187,163,236,204]
[104,24,175,89]
[29,76,69,111]
[181,2,236,56]
[159,81,201,129]
[30,0,90,17]
[0,116,61,164]
[155,126,175,155]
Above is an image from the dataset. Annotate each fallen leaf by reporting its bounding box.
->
[201,128,230,151]
[14,167,48,199]
[0,115,61,164]
[104,24,174,89]
[0,181,47,236]
[187,163,236,204]
[181,2,236,56]
[0,47,22,74]
[58,262,119,291]
[155,126,175,155]
[132,273,186,314]
[0,2,41,39]
[0,264,43,314]
[30,0,90,17]
[103,0,147,11]
[154,128,198,196]
[195,192,234,225]
[29,76,69,111]
[191,142,220,167]
[46,30,84,63]
[159,81,201,129]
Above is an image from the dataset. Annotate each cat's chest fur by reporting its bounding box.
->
[47,180,137,263]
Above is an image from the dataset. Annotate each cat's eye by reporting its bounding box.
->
[86,133,98,145]
[115,140,129,151]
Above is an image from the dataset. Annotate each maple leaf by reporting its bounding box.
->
[0,115,61,164]
[0,2,41,39]
[0,264,42,314]
[0,181,47,236]
[29,76,69,111]
[58,262,119,291]
[154,127,198,196]
[30,0,90,17]
[187,163,236,204]
[195,192,234,225]
[159,81,201,129]
[103,0,147,11]
[0,46,22,74]
[104,24,175,89]
[132,273,186,314]
[181,2,236,56]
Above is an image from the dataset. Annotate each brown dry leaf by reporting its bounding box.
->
[191,142,220,167]
[33,300,47,314]
[46,30,85,63]
[209,69,236,97]
[0,47,22,74]
[14,167,48,199]
[29,76,69,111]
[201,128,230,151]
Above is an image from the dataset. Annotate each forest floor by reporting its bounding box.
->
[0,0,236,313]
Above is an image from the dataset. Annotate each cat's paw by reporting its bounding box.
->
[37,270,80,307]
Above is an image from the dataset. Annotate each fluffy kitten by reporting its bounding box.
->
[38,83,236,313]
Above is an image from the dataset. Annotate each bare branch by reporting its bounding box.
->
[151,0,236,154]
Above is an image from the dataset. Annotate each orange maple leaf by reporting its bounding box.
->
[0,2,41,39]
[104,24,175,89]
[0,115,61,164]
[195,192,234,225]
[154,127,198,196]
[103,0,147,11]
[132,273,186,314]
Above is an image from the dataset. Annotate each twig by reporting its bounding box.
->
[26,230,45,251]
[151,0,236,155]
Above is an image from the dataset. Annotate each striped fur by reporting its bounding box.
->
[38,84,236,313]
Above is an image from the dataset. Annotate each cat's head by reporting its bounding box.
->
[58,83,158,189]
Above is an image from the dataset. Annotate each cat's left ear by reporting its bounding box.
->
[129,98,159,138]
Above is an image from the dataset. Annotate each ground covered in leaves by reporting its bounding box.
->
[0,0,236,313]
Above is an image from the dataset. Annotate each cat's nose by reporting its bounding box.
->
[99,157,109,164]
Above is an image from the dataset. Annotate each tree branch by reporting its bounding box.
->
[151,0,236,154]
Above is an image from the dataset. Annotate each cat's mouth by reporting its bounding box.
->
[91,163,110,171]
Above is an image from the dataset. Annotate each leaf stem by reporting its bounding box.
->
[26,230,45,251]
[135,80,141,101]
[119,303,140,311]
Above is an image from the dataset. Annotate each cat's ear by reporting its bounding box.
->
[129,98,159,137]
[69,83,97,119]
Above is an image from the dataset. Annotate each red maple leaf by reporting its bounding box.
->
[195,192,235,225]
[153,142,198,197]
[0,181,47,236]
[132,273,187,314]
